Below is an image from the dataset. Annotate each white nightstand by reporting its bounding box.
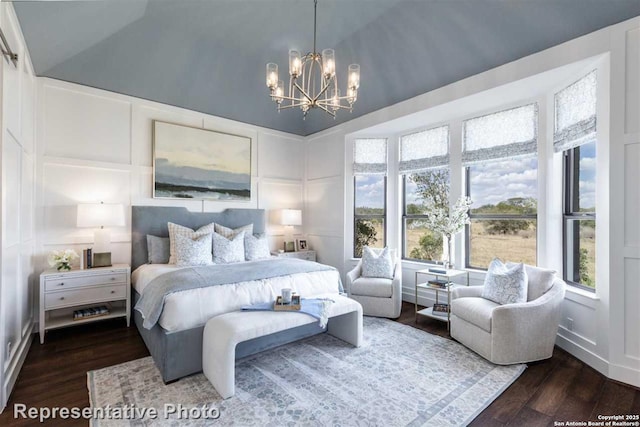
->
[272,250,317,262]
[39,264,131,344]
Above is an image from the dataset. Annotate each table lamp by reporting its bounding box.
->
[280,209,301,252]
[77,202,125,267]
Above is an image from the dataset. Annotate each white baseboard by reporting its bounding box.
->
[556,331,609,376]
[609,362,640,389]
[1,322,34,413]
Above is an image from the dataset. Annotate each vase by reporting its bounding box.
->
[57,262,71,272]
[445,236,454,270]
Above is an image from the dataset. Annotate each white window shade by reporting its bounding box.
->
[399,125,449,173]
[353,138,387,174]
[554,71,597,152]
[462,103,538,165]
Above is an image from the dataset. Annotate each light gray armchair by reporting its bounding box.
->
[450,277,566,365]
[345,256,402,319]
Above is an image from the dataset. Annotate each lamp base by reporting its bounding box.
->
[93,252,112,268]
[93,228,111,254]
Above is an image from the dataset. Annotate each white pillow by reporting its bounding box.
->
[245,233,271,261]
[174,233,213,267]
[482,259,528,305]
[215,223,253,239]
[361,246,394,279]
[212,231,246,264]
[168,222,215,264]
[506,262,556,301]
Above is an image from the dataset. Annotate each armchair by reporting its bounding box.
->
[345,255,402,319]
[450,277,565,364]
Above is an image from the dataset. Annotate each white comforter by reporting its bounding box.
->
[132,263,341,332]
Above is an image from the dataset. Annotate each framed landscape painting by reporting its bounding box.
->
[153,121,252,201]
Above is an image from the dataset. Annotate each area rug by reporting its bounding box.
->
[88,317,525,426]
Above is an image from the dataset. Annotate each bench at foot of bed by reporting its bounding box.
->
[202,294,363,399]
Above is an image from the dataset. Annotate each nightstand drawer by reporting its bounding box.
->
[45,272,127,292]
[297,252,315,261]
[45,284,126,309]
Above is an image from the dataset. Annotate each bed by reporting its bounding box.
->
[131,206,342,383]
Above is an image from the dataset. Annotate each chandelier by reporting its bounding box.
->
[265,0,360,119]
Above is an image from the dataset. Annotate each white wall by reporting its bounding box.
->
[36,78,306,273]
[0,3,37,412]
[305,16,640,388]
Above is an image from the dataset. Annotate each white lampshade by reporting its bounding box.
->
[280,209,302,226]
[77,203,125,228]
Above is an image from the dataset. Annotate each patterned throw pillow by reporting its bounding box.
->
[168,222,215,264]
[361,246,394,279]
[506,262,556,301]
[212,231,246,264]
[174,233,213,267]
[245,233,271,261]
[215,223,253,239]
[482,259,528,305]
[146,235,170,264]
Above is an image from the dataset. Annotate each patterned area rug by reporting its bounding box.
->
[88,317,525,426]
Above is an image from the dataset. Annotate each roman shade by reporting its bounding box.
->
[399,125,449,173]
[553,70,597,152]
[462,104,538,165]
[353,138,387,174]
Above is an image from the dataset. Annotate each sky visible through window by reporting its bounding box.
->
[578,140,596,210]
[470,157,538,210]
[355,175,385,212]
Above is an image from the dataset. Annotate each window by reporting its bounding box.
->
[555,71,597,290]
[563,141,596,289]
[353,138,387,257]
[466,158,538,268]
[399,126,450,263]
[354,175,386,257]
[403,170,449,262]
[462,104,538,269]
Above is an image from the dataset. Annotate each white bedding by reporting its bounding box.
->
[132,263,341,332]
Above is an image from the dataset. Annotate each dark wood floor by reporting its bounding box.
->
[1,302,638,426]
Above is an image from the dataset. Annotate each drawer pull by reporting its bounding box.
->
[59,283,64,286]
[110,277,116,281]
[60,297,65,300]
[110,290,115,294]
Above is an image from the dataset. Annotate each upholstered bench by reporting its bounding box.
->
[203,294,363,399]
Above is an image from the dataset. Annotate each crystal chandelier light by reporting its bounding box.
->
[265,0,360,119]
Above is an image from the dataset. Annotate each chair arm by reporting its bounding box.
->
[391,260,402,297]
[345,261,363,296]
[452,286,484,300]
[491,280,566,358]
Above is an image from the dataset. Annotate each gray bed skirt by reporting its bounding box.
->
[133,291,327,383]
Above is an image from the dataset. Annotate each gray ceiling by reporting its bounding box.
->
[12,0,640,136]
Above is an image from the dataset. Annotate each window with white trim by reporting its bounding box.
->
[353,138,387,257]
[463,104,539,269]
[400,126,450,262]
[556,71,597,290]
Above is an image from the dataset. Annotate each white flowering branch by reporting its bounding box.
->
[422,196,473,239]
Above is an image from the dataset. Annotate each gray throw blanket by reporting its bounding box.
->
[135,258,341,329]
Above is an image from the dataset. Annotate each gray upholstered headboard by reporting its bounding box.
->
[131,206,266,271]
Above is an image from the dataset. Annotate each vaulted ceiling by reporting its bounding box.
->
[13,0,640,136]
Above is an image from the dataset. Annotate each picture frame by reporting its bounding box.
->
[284,241,295,252]
[152,120,252,201]
[296,239,308,251]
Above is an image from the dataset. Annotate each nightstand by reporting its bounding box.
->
[39,264,131,344]
[272,250,317,262]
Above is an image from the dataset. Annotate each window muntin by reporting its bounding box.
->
[563,140,596,290]
[403,169,450,262]
[354,175,386,257]
[466,157,538,269]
